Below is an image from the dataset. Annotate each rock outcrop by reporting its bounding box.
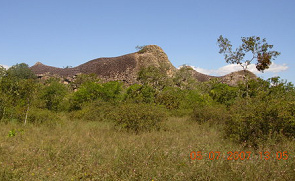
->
[30,45,256,86]
[220,70,257,86]
[31,45,176,84]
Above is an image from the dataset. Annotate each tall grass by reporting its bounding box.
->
[0,117,294,180]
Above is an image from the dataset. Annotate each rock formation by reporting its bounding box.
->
[31,45,176,84]
[30,45,256,85]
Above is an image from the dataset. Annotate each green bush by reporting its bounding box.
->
[28,108,60,125]
[155,87,183,110]
[99,81,123,102]
[70,101,116,122]
[209,83,238,106]
[180,90,209,109]
[124,84,155,104]
[137,66,173,90]
[70,82,103,110]
[191,103,229,125]
[39,80,70,111]
[70,81,123,110]
[112,103,167,133]
[225,98,295,147]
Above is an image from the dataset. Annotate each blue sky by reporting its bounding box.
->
[1,0,294,83]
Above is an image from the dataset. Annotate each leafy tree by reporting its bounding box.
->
[124,84,155,104]
[237,78,270,98]
[0,68,37,124]
[217,35,280,72]
[137,66,173,90]
[70,81,123,110]
[209,83,238,106]
[70,73,99,89]
[99,81,123,102]
[217,35,280,97]
[40,79,70,111]
[0,66,6,78]
[6,63,36,80]
[70,82,103,110]
[173,65,197,89]
[225,77,295,147]
[135,45,147,53]
[155,87,184,110]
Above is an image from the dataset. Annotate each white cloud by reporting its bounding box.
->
[190,63,288,76]
[0,64,9,69]
[264,63,288,73]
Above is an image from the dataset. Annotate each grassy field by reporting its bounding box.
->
[0,116,295,181]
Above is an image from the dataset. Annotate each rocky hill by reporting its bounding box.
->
[30,45,256,85]
[185,67,256,86]
[31,45,175,84]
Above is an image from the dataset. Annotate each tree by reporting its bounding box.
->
[173,65,197,89]
[124,84,155,104]
[40,79,69,111]
[135,45,147,54]
[209,83,238,106]
[217,35,280,97]
[0,66,6,78]
[99,81,123,102]
[217,35,280,72]
[0,63,37,124]
[70,73,99,90]
[137,66,173,90]
[6,63,36,80]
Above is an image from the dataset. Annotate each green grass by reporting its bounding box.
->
[0,117,295,180]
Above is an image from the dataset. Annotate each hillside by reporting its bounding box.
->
[30,45,256,85]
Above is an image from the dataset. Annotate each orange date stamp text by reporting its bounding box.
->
[190,151,289,161]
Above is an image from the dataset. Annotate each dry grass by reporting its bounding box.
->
[0,117,294,180]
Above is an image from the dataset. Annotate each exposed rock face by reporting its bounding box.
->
[179,66,257,86]
[31,45,176,84]
[220,70,257,86]
[30,45,256,86]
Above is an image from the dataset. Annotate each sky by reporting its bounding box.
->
[1,0,294,83]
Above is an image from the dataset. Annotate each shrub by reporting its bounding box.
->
[209,83,238,106]
[137,66,173,90]
[70,101,116,122]
[225,97,295,147]
[191,103,229,125]
[28,108,60,125]
[70,81,123,110]
[112,103,167,133]
[99,81,123,102]
[155,87,183,110]
[124,84,155,104]
[39,80,70,111]
[69,82,103,110]
[180,89,208,109]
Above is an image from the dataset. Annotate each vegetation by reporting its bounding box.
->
[0,39,294,179]
[217,35,280,72]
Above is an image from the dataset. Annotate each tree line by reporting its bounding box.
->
[1,36,293,147]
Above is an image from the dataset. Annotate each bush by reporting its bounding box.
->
[39,80,70,111]
[70,82,103,110]
[70,81,123,110]
[225,98,295,147]
[124,84,155,104]
[155,87,183,110]
[99,81,123,102]
[70,101,116,122]
[209,83,238,106]
[191,103,229,125]
[112,103,167,133]
[28,108,60,125]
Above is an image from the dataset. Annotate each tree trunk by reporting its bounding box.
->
[24,98,30,125]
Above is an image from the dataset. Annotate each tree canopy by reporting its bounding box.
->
[217,35,280,72]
